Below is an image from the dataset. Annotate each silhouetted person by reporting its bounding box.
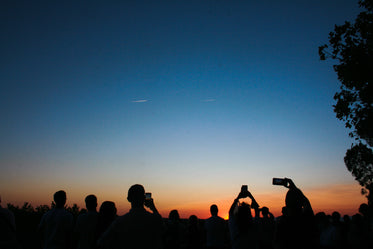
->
[95,201,117,243]
[340,215,351,249]
[329,211,343,248]
[347,214,369,249]
[97,184,163,249]
[280,206,288,218]
[259,206,275,249]
[186,215,203,249]
[38,190,74,249]
[317,212,335,249]
[229,187,260,249]
[204,204,229,249]
[0,195,18,249]
[164,209,186,249]
[74,195,98,249]
[358,203,373,241]
[346,204,373,248]
[273,178,318,249]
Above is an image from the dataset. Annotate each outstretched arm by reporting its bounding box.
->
[229,197,239,217]
[248,191,260,218]
[229,191,246,217]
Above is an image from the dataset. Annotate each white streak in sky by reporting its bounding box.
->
[131,99,148,103]
[202,98,216,102]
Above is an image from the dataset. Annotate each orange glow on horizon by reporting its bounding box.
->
[1,182,366,219]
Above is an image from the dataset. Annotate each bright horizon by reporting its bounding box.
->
[2,181,366,219]
[0,0,368,220]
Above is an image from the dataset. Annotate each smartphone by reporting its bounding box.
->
[145,192,152,200]
[241,185,248,192]
[272,178,287,186]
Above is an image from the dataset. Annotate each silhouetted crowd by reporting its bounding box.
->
[1,179,373,249]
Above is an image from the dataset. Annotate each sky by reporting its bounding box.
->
[0,0,367,219]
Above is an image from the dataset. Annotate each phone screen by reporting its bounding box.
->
[272,178,285,185]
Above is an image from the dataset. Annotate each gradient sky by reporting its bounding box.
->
[0,0,367,219]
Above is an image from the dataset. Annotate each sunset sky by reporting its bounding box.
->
[0,0,367,219]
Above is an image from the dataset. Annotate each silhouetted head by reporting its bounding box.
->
[359,203,369,216]
[189,215,198,226]
[210,204,218,216]
[351,213,364,231]
[285,188,303,215]
[343,214,350,224]
[315,212,328,226]
[236,202,252,232]
[261,206,269,216]
[85,194,98,211]
[99,201,117,218]
[281,206,288,217]
[127,184,145,207]
[332,211,341,224]
[54,190,67,208]
[169,209,180,221]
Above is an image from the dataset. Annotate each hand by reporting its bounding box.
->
[284,178,296,189]
[237,191,247,199]
[144,198,155,210]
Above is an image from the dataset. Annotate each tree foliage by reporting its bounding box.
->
[345,143,373,200]
[319,0,373,203]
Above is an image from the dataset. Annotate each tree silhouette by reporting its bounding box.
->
[319,0,373,204]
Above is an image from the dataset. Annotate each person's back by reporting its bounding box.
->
[97,184,163,249]
[164,209,186,249]
[258,207,275,249]
[205,205,228,249]
[0,196,18,249]
[39,190,73,249]
[228,188,262,249]
[105,207,162,248]
[274,179,318,249]
[95,201,117,241]
[275,211,317,249]
[186,215,203,249]
[75,195,98,249]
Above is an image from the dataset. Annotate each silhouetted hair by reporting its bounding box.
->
[127,184,145,203]
[189,215,198,225]
[285,188,303,212]
[261,206,269,216]
[281,206,288,216]
[169,209,180,221]
[359,203,369,215]
[343,214,350,223]
[99,201,117,218]
[210,204,218,216]
[332,211,341,223]
[236,202,252,232]
[85,194,97,211]
[54,190,67,208]
[96,201,117,239]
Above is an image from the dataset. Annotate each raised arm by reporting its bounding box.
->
[285,178,314,215]
[229,196,239,217]
[229,191,246,216]
[145,198,161,217]
[247,191,260,218]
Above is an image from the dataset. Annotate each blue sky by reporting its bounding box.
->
[0,0,366,217]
